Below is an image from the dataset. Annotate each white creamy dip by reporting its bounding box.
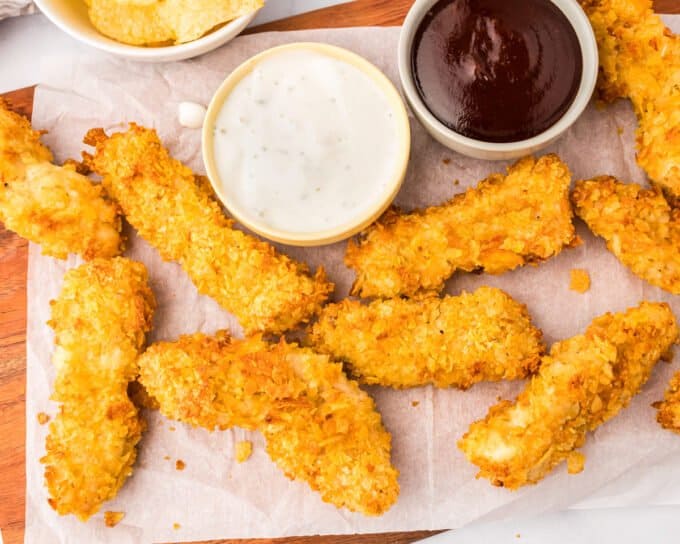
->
[212,48,401,234]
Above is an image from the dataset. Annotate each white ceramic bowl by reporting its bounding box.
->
[398,0,598,160]
[202,42,411,247]
[33,0,260,62]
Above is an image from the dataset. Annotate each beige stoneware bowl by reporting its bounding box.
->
[33,0,260,62]
[202,42,412,247]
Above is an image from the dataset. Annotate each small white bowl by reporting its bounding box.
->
[398,0,598,160]
[202,43,411,247]
[34,0,260,62]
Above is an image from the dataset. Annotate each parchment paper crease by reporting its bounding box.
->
[24,21,680,544]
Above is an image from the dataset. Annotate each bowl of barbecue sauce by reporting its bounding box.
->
[399,0,597,160]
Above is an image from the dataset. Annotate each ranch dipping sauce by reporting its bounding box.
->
[212,48,402,235]
[412,0,583,143]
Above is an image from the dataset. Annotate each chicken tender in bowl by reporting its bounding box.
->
[85,0,263,46]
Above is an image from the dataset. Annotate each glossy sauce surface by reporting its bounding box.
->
[412,0,582,142]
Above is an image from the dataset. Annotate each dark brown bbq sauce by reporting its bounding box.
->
[412,0,582,142]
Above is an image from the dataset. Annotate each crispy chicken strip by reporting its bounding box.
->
[458,302,678,489]
[346,155,578,298]
[656,371,680,434]
[84,124,332,334]
[572,176,680,294]
[580,0,680,203]
[309,286,544,389]
[41,258,155,520]
[0,99,122,259]
[137,331,399,516]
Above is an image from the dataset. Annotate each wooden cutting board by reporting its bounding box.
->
[1,1,678,543]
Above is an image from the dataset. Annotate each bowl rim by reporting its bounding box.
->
[33,0,259,61]
[397,0,599,154]
[202,41,412,247]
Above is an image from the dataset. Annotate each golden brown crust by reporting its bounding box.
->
[41,258,155,520]
[0,100,123,259]
[137,331,399,516]
[345,155,577,298]
[84,0,263,46]
[580,0,680,202]
[572,176,680,294]
[656,371,680,433]
[309,286,544,389]
[458,302,679,489]
[86,124,332,334]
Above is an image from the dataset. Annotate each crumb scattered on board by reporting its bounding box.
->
[453,179,459,185]
[163,455,170,460]
[569,268,590,293]
[411,401,420,407]
[173,522,181,530]
[442,158,451,165]
[37,412,50,425]
[235,440,253,463]
[169,425,176,431]
[104,511,125,527]
[567,451,585,474]
[617,126,624,135]
[175,459,186,471]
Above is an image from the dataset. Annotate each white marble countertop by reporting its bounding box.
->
[0,0,348,93]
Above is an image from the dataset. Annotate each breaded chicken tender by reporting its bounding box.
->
[458,302,679,489]
[572,176,680,294]
[580,0,680,203]
[137,331,399,516]
[309,287,544,389]
[41,258,155,520]
[85,124,332,334]
[346,155,578,298]
[85,0,263,46]
[0,100,122,259]
[656,371,680,434]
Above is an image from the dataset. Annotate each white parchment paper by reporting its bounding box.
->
[24,21,680,544]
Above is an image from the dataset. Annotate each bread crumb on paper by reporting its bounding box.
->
[569,269,590,293]
[567,451,585,474]
[163,455,170,460]
[175,459,185,471]
[168,425,176,431]
[442,158,451,165]
[411,401,420,407]
[104,511,125,527]
[37,412,50,425]
[235,440,253,463]
[173,522,181,530]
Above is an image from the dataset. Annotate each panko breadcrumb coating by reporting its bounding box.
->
[41,258,155,520]
[580,0,680,204]
[0,99,123,259]
[84,124,332,334]
[458,302,679,489]
[85,0,263,46]
[656,371,680,434]
[346,155,577,298]
[572,176,680,294]
[309,286,544,389]
[138,331,399,516]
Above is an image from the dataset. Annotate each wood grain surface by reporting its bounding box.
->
[1,1,679,543]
